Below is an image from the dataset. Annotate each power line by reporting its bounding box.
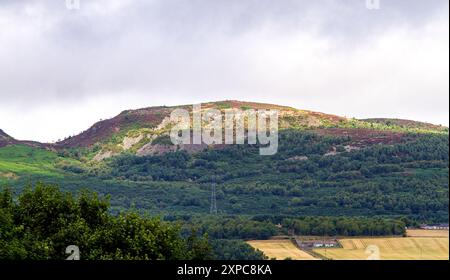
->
[210,178,218,214]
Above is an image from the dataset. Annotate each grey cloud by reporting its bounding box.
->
[0,0,448,141]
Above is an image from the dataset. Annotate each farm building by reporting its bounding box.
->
[420,224,449,230]
[296,239,339,249]
[313,241,338,248]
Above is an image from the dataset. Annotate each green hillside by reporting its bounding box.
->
[0,102,448,223]
[0,145,81,184]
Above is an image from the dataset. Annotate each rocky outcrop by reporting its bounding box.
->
[122,134,144,150]
[93,151,116,161]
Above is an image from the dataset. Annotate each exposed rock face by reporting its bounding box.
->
[93,151,116,161]
[122,134,144,150]
[154,116,172,131]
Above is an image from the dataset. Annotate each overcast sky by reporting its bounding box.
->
[0,0,448,142]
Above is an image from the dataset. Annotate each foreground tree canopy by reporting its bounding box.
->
[0,183,212,260]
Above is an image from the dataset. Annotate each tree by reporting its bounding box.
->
[0,183,212,260]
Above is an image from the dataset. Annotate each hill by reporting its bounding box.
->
[0,129,17,148]
[53,100,344,150]
[0,129,51,149]
[23,100,445,163]
[0,100,448,223]
[2,101,447,154]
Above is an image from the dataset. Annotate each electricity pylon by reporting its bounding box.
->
[210,179,218,214]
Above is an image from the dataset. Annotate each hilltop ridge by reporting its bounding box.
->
[1,101,447,154]
[0,129,17,148]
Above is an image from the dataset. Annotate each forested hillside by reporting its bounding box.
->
[1,102,448,248]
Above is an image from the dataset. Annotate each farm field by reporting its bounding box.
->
[314,237,449,260]
[406,229,449,237]
[247,240,318,260]
[0,145,64,178]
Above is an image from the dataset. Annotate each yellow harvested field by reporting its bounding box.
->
[247,240,318,260]
[406,229,449,238]
[314,237,449,260]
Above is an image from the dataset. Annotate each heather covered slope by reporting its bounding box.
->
[2,101,447,153]
[53,100,346,151]
[0,129,52,149]
[40,101,450,162]
[55,106,175,149]
[0,129,17,148]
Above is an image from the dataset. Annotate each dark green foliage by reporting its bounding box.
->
[177,216,278,240]
[1,130,447,261]
[210,239,267,260]
[0,183,212,260]
[93,131,448,222]
[280,216,406,236]
[172,215,405,240]
[108,151,191,181]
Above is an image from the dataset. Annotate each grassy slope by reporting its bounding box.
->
[0,145,79,183]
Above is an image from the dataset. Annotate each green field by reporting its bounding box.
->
[0,145,67,180]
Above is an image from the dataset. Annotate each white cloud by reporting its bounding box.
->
[0,0,448,142]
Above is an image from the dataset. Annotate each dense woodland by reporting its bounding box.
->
[65,131,448,222]
[3,131,448,221]
[172,215,407,239]
[1,129,448,259]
